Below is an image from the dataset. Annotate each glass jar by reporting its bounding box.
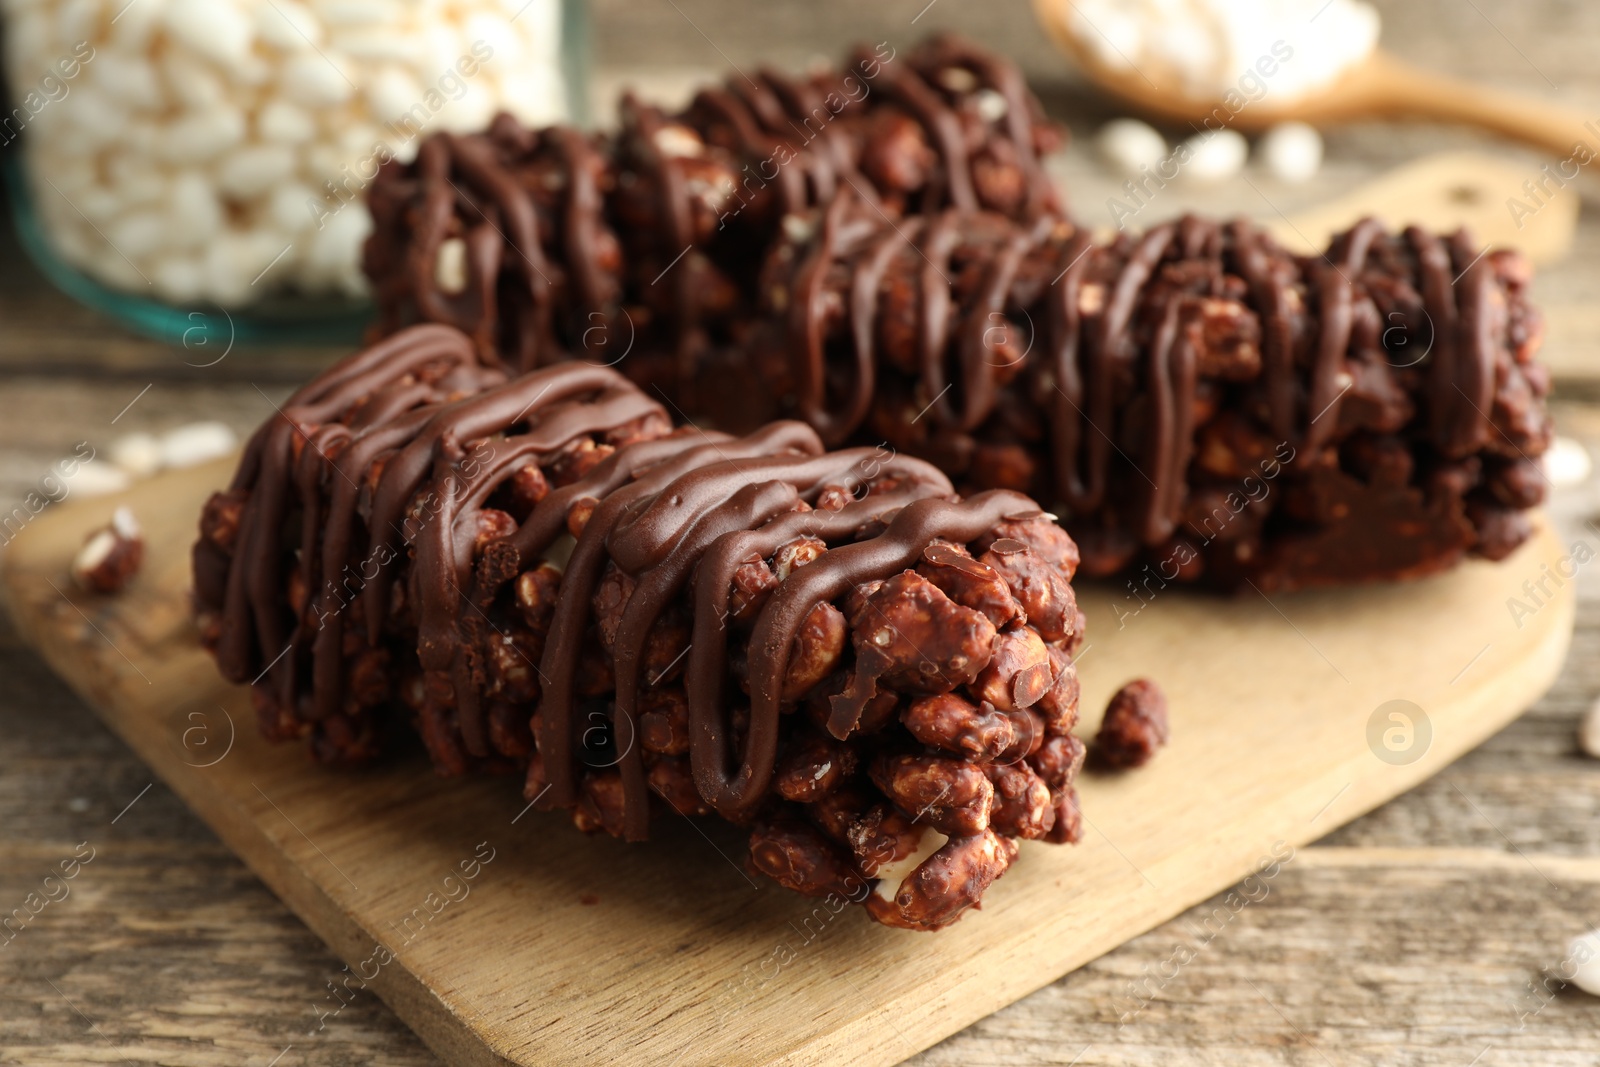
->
[0,0,588,343]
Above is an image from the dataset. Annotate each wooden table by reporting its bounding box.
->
[4,1,1600,1063]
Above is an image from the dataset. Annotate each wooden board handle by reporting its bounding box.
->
[1268,152,1579,266]
[1359,53,1597,162]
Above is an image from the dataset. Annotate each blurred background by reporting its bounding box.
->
[5,0,1600,495]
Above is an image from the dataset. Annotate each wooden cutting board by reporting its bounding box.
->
[1069,151,1581,268]
[0,457,1574,1067]
[1269,151,1580,266]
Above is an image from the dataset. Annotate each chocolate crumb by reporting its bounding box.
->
[1091,679,1169,770]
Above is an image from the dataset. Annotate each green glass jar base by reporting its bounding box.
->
[4,155,374,348]
[3,0,589,350]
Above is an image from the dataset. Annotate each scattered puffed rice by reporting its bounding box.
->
[1259,122,1323,184]
[1545,436,1593,489]
[61,460,131,498]
[1567,930,1600,995]
[1579,696,1600,759]
[108,432,164,479]
[1181,128,1248,183]
[160,422,238,469]
[972,88,1009,123]
[71,506,144,594]
[1096,118,1169,177]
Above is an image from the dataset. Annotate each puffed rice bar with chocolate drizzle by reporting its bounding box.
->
[194,323,1152,930]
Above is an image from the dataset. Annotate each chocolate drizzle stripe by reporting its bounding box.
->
[218,334,666,745]
[1451,229,1495,457]
[539,439,959,841]
[217,326,497,683]
[748,490,1035,742]
[916,213,963,428]
[684,473,949,813]
[1409,225,1468,457]
[368,37,1061,391]
[536,424,830,815]
[860,46,976,211]
[794,193,888,445]
[1047,229,1098,511]
[1304,263,1351,457]
[1229,221,1296,445]
[549,126,615,319]
[1142,299,1193,543]
[696,89,801,215]
[908,37,1052,219]
[756,204,1523,563]
[757,68,860,206]
[364,366,660,639]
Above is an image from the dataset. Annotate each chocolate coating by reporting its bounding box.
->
[363,34,1064,378]
[737,204,1551,590]
[359,37,1551,593]
[196,322,1111,928]
[198,324,669,757]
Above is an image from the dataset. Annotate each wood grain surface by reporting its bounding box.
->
[4,0,1600,1064]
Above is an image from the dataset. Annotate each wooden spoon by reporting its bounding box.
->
[1034,0,1597,160]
